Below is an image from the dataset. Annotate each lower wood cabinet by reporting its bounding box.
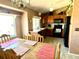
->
[38,28,64,38]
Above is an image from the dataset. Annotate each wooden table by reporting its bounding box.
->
[21,42,45,59]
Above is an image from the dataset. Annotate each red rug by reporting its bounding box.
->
[36,44,55,59]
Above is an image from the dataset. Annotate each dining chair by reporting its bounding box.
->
[0,47,6,59]
[23,34,32,40]
[5,49,20,59]
[0,47,20,59]
[34,35,44,42]
[0,34,11,43]
[30,31,38,35]
[55,43,61,59]
[30,31,44,42]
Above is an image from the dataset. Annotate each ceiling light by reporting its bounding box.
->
[49,8,53,11]
[38,13,41,16]
[11,0,30,8]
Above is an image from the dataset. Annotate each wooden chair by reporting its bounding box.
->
[30,31,44,42]
[0,34,11,43]
[23,34,32,40]
[5,49,20,59]
[30,31,38,35]
[34,35,44,42]
[0,47,20,59]
[55,43,61,59]
[0,47,6,59]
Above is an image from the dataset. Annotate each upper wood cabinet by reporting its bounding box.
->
[48,16,54,23]
[41,13,66,28]
[41,14,48,27]
[48,15,66,23]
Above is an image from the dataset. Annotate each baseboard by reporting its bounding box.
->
[68,51,79,56]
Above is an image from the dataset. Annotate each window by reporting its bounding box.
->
[33,16,41,32]
[0,13,16,37]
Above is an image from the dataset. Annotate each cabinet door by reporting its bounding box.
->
[48,16,54,23]
[41,16,48,27]
[45,29,53,36]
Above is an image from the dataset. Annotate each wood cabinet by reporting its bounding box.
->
[41,14,48,27]
[47,15,66,38]
[38,28,64,38]
[48,16,54,23]
[48,15,66,23]
[62,29,64,37]
[38,28,53,37]
[40,14,66,38]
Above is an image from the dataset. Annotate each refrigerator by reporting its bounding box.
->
[64,16,71,47]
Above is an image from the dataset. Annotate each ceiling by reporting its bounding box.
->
[12,0,72,13]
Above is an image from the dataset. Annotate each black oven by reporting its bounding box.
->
[53,25,62,37]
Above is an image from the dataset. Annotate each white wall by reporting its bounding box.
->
[0,0,38,38]
[69,0,79,54]
[22,12,28,36]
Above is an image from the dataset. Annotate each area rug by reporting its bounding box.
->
[36,44,55,59]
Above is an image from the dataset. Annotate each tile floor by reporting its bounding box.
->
[44,37,79,59]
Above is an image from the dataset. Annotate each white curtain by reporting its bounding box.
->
[0,13,16,37]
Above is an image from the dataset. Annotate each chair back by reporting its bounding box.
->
[0,47,20,59]
[30,31,38,35]
[5,49,20,59]
[23,34,32,40]
[29,31,44,42]
[55,43,61,59]
[0,34,11,43]
[0,47,6,59]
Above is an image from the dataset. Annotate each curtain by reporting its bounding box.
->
[0,13,16,37]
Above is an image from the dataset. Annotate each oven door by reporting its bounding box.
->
[53,25,62,37]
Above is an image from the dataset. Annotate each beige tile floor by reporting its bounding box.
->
[44,37,79,59]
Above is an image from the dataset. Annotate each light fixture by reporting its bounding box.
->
[49,8,53,11]
[66,0,73,12]
[38,12,41,16]
[11,0,30,8]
